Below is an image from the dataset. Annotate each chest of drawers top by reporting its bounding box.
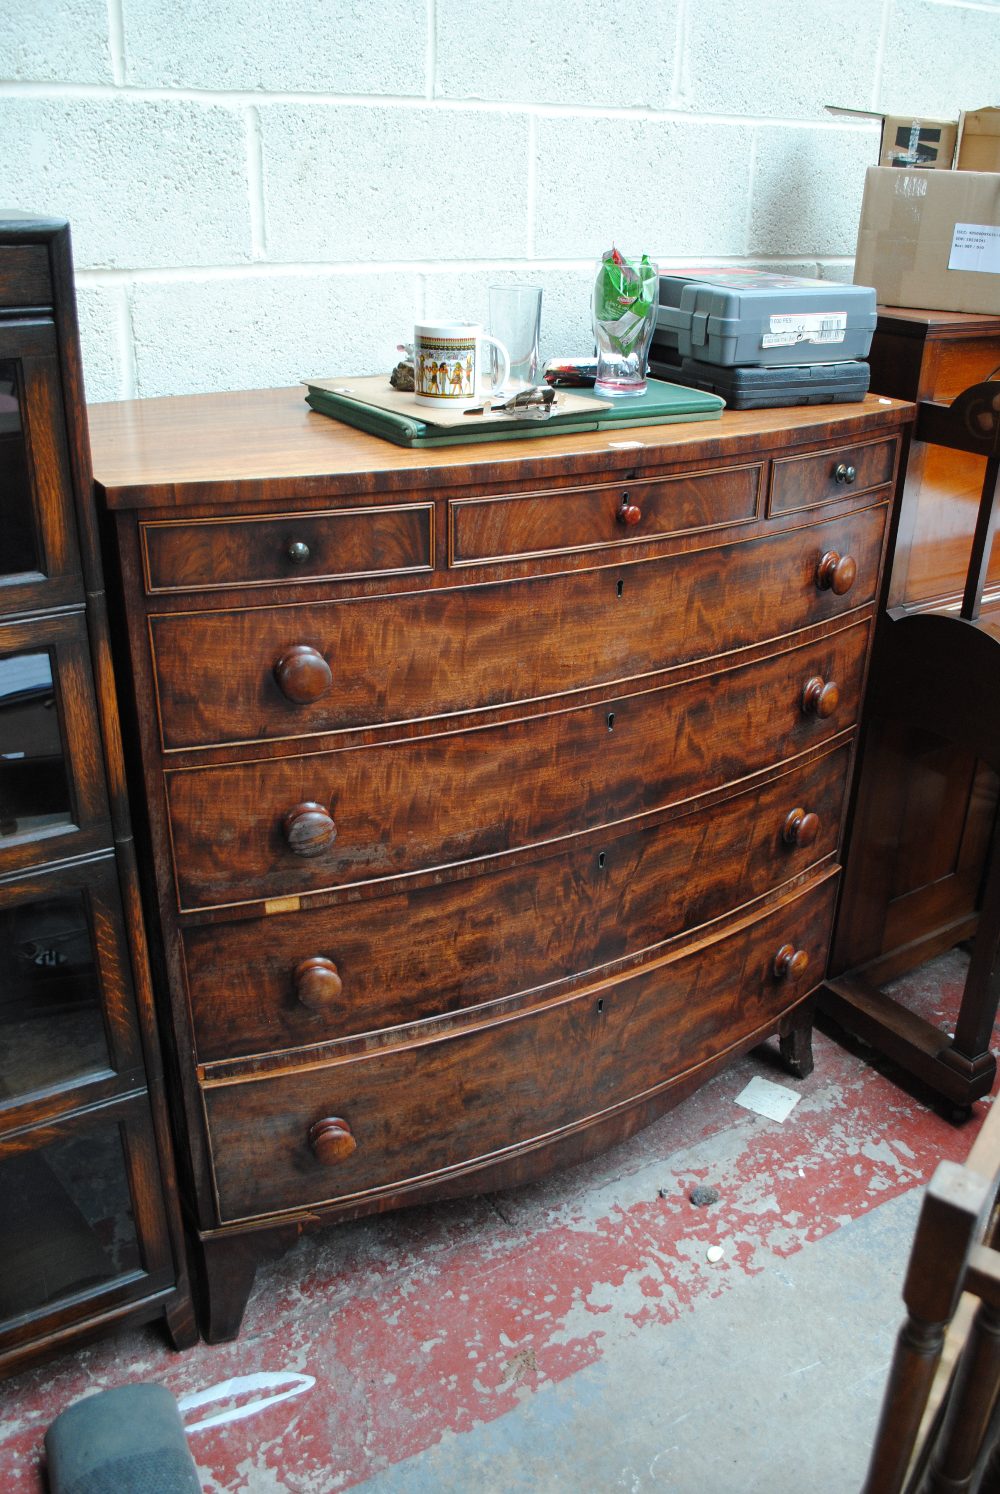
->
[89,385,912,515]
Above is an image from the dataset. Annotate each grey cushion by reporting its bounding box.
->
[44,1383,201,1494]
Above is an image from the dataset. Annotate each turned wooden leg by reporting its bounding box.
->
[779,1000,816,1080]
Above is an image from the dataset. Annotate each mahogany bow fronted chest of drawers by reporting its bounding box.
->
[87,387,913,1340]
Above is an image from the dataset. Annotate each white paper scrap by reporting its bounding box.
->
[734,1075,802,1123]
[949,223,1000,275]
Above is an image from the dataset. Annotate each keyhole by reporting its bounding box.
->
[596,998,605,1014]
[616,578,624,599]
[607,711,615,731]
[598,851,606,869]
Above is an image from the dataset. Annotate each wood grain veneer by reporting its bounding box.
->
[90,383,913,1340]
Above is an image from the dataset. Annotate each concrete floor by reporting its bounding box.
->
[1,948,992,1493]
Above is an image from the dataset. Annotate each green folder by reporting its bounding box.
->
[304,378,724,448]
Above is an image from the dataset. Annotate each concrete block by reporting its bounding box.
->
[0,99,252,269]
[749,125,874,259]
[0,0,112,83]
[679,0,882,120]
[262,106,530,262]
[435,0,679,108]
[421,266,598,369]
[880,0,1000,119]
[130,271,420,398]
[535,117,752,260]
[814,261,858,286]
[75,284,130,404]
[122,0,426,95]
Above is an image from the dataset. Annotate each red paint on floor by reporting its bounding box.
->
[0,949,992,1492]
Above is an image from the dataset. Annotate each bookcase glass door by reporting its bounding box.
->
[0,887,111,1103]
[0,358,42,582]
[0,649,73,844]
[0,1116,141,1322]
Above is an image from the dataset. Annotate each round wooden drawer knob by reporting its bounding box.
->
[274,645,333,703]
[618,494,642,526]
[773,943,810,981]
[309,1117,356,1165]
[782,808,820,847]
[283,802,337,856]
[801,676,840,718]
[294,956,343,1011]
[834,462,857,484]
[815,550,857,596]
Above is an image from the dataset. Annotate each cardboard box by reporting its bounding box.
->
[957,107,1000,172]
[853,166,1000,313]
[827,106,957,169]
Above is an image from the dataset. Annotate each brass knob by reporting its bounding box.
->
[273,644,333,704]
[309,1117,356,1165]
[294,956,343,1011]
[283,802,337,856]
[834,463,857,485]
[816,550,858,596]
[287,539,311,564]
[783,808,820,848]
[802,676,840,718]
[773,944,810,981]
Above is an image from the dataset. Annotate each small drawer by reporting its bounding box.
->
[185,742,852,1061]
[149,503,886,752]
[140,502,434,594]
[203,874,838,1221]
[164,617,870,912]
[449,464,762,564]
[769,437,898,516]
[0,247,51,309]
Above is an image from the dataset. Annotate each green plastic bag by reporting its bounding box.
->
[594,250,657,356]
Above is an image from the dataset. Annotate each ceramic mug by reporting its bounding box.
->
[413,323,510,410]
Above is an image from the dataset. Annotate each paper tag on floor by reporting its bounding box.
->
[734,1076,802,1123]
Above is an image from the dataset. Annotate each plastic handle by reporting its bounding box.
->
[480,333,510,394]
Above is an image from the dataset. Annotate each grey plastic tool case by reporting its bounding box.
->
[655,268,877,367]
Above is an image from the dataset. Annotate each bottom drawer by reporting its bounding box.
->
[205,874,838,1223]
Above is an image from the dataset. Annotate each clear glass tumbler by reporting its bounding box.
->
[592,252,658,397]
[488,284,543,391]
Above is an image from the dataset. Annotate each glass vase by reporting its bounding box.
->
[592,251,659,397]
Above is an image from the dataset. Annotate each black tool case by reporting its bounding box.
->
[647,354,871,409]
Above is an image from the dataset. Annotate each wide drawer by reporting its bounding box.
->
[150,504,887,752]
[448,463,761,564]
[203,874,838,1222]
[140,502,435,593]
[185,743,851,1060]
[165,618,870,912]
[769,436,898,516]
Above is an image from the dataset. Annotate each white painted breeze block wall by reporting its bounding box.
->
[2,0,999,403]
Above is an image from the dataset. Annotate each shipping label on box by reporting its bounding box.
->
[853,166,1000,314]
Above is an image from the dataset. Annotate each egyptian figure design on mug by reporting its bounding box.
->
[413,324,508,407]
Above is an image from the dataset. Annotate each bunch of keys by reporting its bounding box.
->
[464,386,556,420]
